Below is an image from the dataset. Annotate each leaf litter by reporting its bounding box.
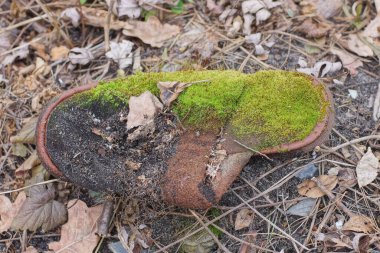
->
[2,0,380,252]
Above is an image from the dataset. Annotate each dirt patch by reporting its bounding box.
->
[46,98,180,202]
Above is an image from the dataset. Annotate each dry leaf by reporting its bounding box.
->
[356,147,379,187]
[342,215,375,233]
[256,8,271,25]
[115,0,141,18]
[286,198,316,217]
[12,183,67,232]
[227,16,243,38]
[242,0,281,14]
[331,47,363,76]
[123,16,180,48]
[50,46,70,61]
[105,40,134,69]
[0,192,26,233]
[338,169,357,188]
[127,91,163,130]
[49,200,104,253]
[314,0,343,19]
[69,47,94,65]
[352,233,371,253]
[207,0,223,14]
[15,151,41,178]
[61,7,81,27]
[1,42,29,66]
[33,57,51,76]
[12,143,29,157]
[243,14,254,35]
[295,18,330,39]
[157,81,192,106]
[344,34,373,57]
[22,246,38,253]
[297,175,338,198]
[235,209,254,230]
[127,91,163,140]
[245,33,262,45]
[297,61,341,77]
[315,232,352,249]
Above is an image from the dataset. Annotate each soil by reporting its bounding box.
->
[46,98,180,202]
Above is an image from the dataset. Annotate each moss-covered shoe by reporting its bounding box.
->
[36,70,334,209]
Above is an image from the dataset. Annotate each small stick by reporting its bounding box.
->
[97,199,114,236]
[232,190,310,251]
[234,140,273,161]
[189,210,232,253]
[0,179,59,195]
[311,177,354,217]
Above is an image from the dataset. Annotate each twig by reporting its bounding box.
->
[97,199,114,236]
[0,14,48,34]
[329,135,380,152]
[0,179,59,195]
[104,0,114,52]
[311,177,354,217]
[234,140,273,161]
[232,190,310,251]
[189,210,232,253]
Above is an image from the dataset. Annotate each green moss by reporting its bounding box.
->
[230,71,327,149]
[83,70,247,130]
[69,70,328,150]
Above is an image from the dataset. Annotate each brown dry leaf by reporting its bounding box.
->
[295,18,330,39]
[11,183,67,232]
[30,42,50,62]
[15,151,41,178]
[342,215,376,233]
[10,117,38,144]
[123,16,180,48]
[50,46,70,61]
[235,208,254,230]
[157,81,192,106]
[331,47,363,76]
[297,175,338,198]
[0,192,26,233]
[81,6,131,30]
[22,246,38,253]
[337,168,357,189]
[127,91,163,128]
[49,200,104,253]
[356,147,379,187]
[352,233,371,253]
[342,34,374,57]
[11,143,29,157]
[314,0,344,19]
[206,0,224,14]
[315,232,352,249]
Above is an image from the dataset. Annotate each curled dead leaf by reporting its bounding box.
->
[123,16,180,48]
[342,215,376,233]
[295,18,330,39]
[297,175,338,198]
[352,233,371,253]
[331,47,363,76]
[235,208,254,230]
[10,117,38,144]
[157,81,192,106]
[356,147,379,187]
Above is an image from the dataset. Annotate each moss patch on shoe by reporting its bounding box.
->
[230,71,327,149]
[69,70,328,149]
